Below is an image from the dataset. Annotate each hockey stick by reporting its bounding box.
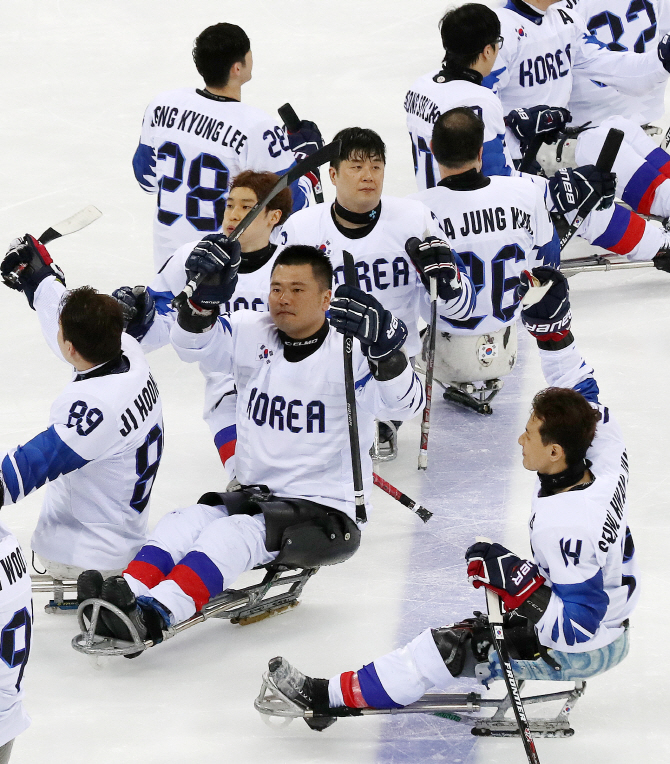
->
[172,140,341,309]
[476,536,541,764]
[38,205,102,245]
[418,277,437,470]
[559,128,624,252]
[342,250,366,524]
[278,103,325,204]
[518,134,544,174]
[372,472,433,523]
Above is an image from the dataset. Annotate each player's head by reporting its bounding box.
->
[269,245,332,338]
[193,23,252,88]
[439,4,501,73]
[431,107,484,170]
[224,171,292,252]
[329,127,386,213]
[519,387,601,473]
[58,286,124,368]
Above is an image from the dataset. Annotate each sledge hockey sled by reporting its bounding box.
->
[370,420,398,462]
[31,574,79,614]
[560,254,656,277]
[72,565,318,657]
[255,670,586,738]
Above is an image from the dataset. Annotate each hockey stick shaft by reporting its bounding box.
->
[342,250,366,523]
[559,128,624,252]
[38,205,102,246]
[418,277,438,470]
[278,103,325,204]
[372,472,433,522]
[172,139,340,309]
[518,134,544,174]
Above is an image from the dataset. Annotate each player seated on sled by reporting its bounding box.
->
[264,267,637,728]
[77,244,424,648]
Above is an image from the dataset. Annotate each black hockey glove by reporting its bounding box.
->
[185,234,241,309]
[330,285,408,362]
[516,267,571,344]
[658,33,670,73]
[286,119,324,161]
[405,236,463,301]
[112,286,156,341]
[1,235,66,309]
[505,105,571,154]
[548,165,616,215]
[653,250,670,272]
[465,541,546,613]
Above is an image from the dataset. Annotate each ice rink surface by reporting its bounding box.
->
[0,1,668,762]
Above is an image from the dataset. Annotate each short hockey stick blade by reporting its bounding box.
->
[372,472,433,522]
[278,103,325,204]
[38,205,102,246]
[559,128,624,251]
[172,140,340,308]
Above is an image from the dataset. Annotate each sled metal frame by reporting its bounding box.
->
[31,574,79,613]
[370,420,398,462]
[560,254,655,277]
[71,565,318,657]
[441,379,504,416]
[255,670,586,738]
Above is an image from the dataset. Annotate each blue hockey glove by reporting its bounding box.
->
[1,235,66,309]
[658,33,670,73]
[330,285,408,361]
[112,286,156,341]
[286,119,324,161]
[517,266,571,343]
[465,541,546,612]
[185,234,241,309]
[405,236,463,301]
[549,165,616,215]
[505,105,571,153]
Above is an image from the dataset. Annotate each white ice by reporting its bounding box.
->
[0,1,668,762]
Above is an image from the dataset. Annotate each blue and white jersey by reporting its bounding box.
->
[489,0,667,157]
[529,341,639,652]
[570,0,670,125]
[133,88,309,270]
[171,311,424,522]
[405,70,515,189]
[410,174,559,335]
[0,278,164,571]
[277,197,475,357]
[0,523,31,748]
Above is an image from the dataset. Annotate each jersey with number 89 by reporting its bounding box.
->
[0,279,164,571]
[134,88,298,270]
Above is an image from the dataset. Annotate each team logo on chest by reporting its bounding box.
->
[257,344,274,364]
[319,241,332,256]
[517,26,526,39]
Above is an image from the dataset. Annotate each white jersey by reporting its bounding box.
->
[569,0,670,125]
[277,197,475,357]
[530,342,639,652]
[0,523,31,748]
[170,311,424,521]
[133,88,307,269]
[405,69,515,189]
[490,0,667,156]
[410,174,557,335]
[0,278,164,571]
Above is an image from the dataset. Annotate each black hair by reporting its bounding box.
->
[330,127,386,171]
[60,286,124,365]
[271,245,333,291]
[431,107,485,168]
[439,4,501,69]
[192,23,251,88]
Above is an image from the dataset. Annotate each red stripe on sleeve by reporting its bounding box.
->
[607,213,646,255]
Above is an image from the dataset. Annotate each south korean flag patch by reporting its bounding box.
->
[257,344,274,364]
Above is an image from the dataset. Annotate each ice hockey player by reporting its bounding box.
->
[0,522,32,763]
[408,105,614,410]
[266,267,638,729]
[0,237,164,579]
[114,170,292,471]
[492,0,670,266]
[78,245,424,649]
[132,22,313,270]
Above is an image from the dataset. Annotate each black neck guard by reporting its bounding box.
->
[196,88,240,103]
[333,199,382,225]
[331,202,381,239]
[538,459,592,497]
[434,60,483,86]
[438,168,490,191]
[239,243,276,275]
[75,354,130,382]
[278,320,329,362]
[507,0,544,24]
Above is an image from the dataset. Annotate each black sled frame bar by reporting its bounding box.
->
[71,566,318,657]
[255,671,586,738]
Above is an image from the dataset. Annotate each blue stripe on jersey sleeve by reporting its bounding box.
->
[355,372,373,390]
[1,455,20,503]
[214,424,237,450]
[132,142,157,191]
[552,570,610,646]
[574,376,600,404]
[537,229,560,267]
[147,288,175,317]
[482,136,512,177]
[6,426,89,500]
[358,662,404,709]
